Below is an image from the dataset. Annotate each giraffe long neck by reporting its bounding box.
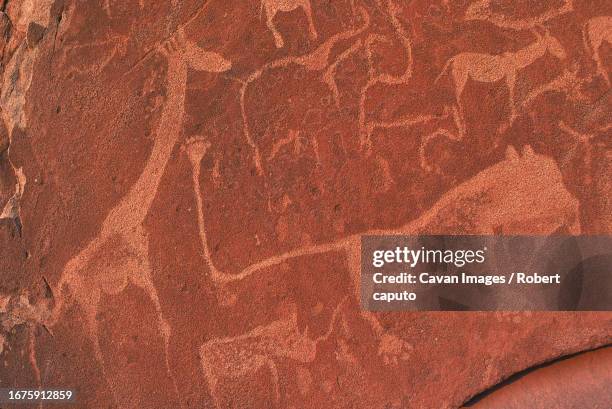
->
[102,56,188,235]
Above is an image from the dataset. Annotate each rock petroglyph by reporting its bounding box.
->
[583,16,612,86]
[1,1,610,407]
[435,28,567,131]
[50,27,231,408]
[200,300,346,407]
[238,5,370,175]
[261,0,318,48]
[187,139,581,401]
[464,0,574,30]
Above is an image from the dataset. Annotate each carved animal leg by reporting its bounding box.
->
[71,283,120,406]
[56,243,119,404]
[86,309,120,405]
[127,230,183,407]
[452,65,469,102]
[267,358,281,405]
[302,1,318,41]
[593,43,611,86]
[500,70,518,133]
[198,347,221,409]
[452,69,469,138]
[346,247,413,365]
[265,7,285,48]
[452,105,466,139]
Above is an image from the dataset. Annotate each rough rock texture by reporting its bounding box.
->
[0,0,610,408]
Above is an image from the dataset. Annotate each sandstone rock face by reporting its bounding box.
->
[0,0,610,408]
[463,346,612,408]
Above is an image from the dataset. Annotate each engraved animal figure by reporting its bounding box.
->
[465,0,573,30]
[359,0,415,151]
[200,302,343,407]
[435,29,567,131]
[583,16,612,86]
[239,7,370,175]
[52,29,231,407]
[187,140,580,377]
[361,105,465,174]
[417,106,466,173]
[261,0,318,48]
[521,64,591,109]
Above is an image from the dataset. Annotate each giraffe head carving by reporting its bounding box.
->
[161,28,232,73]
[184,39,232,73]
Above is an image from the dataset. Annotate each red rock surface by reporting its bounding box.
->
[0,0,610,408]
[463,346,612,408]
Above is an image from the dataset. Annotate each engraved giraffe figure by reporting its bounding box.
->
[583,16,612,87]
[435,28,567,131]
[52,29,231,407]
[261,0,318,48]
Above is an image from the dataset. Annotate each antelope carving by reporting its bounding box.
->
[435,28,567,131]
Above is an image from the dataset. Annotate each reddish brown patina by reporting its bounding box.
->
[0,0,610,408]
[463,346,612,408]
